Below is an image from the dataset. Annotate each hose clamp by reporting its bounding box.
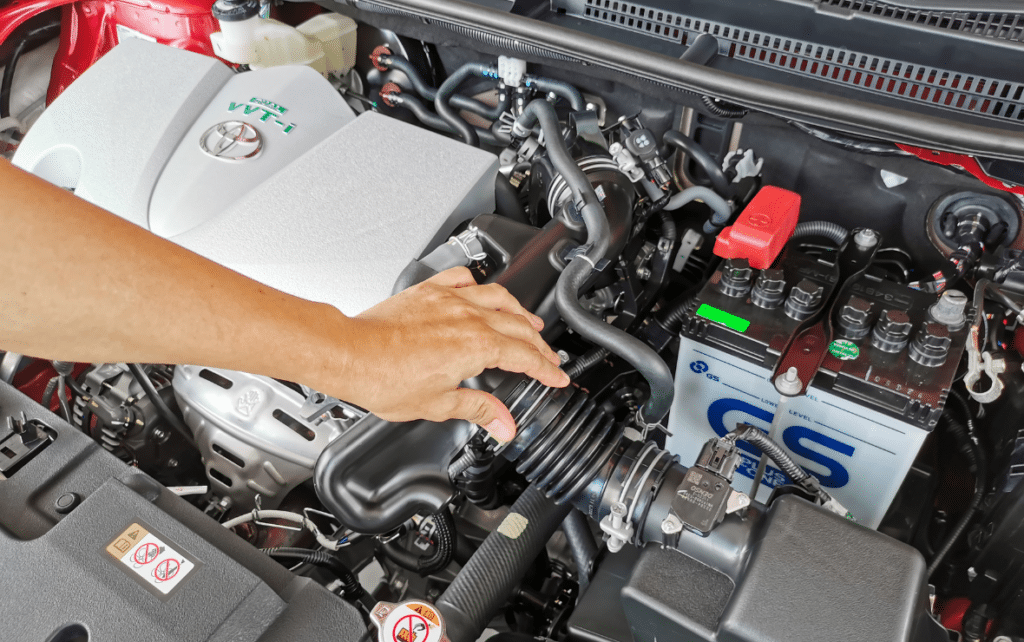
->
[450,230,488,262]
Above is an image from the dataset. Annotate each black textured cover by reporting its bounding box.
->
[622,545,735,639]
[719,496,933,642]
[0,381,365,642]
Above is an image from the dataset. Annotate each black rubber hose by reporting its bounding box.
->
[127,363,196,447]
[395,93,508,147]
[564,346,610,380]
[562,510,598,596]
[792,220,849,246]
[435,62,494,146]
[927,408,987,578]
[386,55,506,120]
[528,76,585,112]
[380,509,456,576]
[494,175,529,224]
[1,20,60,120]
[263,547,376,611]
[556,258,674,424]
[435,485,573,642]
[515,99,609,257]
[662,130,732,198]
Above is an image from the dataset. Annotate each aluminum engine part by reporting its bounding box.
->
[173,365,363,510]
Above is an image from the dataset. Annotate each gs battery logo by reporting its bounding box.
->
[706,398,855,488]
[690,360,719,381]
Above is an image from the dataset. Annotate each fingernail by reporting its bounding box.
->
[484,418,515,443]
[559,368,571,386]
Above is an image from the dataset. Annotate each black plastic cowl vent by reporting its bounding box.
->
[565,0,1024,125]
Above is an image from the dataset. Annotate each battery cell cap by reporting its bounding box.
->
[713,186,800,269]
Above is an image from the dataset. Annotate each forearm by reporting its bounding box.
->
[0,159,344,385]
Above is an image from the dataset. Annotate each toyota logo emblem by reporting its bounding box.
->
[199,121,263,161]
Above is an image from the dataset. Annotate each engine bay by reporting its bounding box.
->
[2,2,1024,641]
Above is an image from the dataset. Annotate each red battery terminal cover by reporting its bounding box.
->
[713,186,801,269]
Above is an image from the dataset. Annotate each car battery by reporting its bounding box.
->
[665,239,971,528]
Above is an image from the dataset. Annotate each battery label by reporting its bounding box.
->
[666,337,927,528]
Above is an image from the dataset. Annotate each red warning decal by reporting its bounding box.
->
[154,559,181,582]
[133,542,160,565]
[392,614,429,642]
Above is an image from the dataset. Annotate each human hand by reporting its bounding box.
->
[327,267,569,441]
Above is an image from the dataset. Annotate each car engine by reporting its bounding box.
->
[2,1,1024,641]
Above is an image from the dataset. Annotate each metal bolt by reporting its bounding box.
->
[167,458,179,469]
[853,228,879,249]
[775,366,803,396]
[636,266,652,280]
[151,428,168,442]
[610,502,626,517]
[661,514,683,535]
[556,350,570,365]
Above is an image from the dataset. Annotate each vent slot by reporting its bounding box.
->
[199,369,234,389]
[568,0,1024,124]
[212,444,245,468]
[208,467,233,487]
[273,409,315,442]
[817,0,1024,44]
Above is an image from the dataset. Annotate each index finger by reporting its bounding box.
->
[491,339,571,389]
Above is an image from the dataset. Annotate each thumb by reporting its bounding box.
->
[444,388,517,443]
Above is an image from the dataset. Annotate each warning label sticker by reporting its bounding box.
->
[107,523,196,597]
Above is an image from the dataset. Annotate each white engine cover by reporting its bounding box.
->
[15,39,499,315]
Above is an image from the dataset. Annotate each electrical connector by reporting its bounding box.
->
[497,56,527,87]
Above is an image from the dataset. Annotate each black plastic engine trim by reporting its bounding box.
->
[336,0,1024,161]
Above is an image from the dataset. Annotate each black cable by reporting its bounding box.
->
[986,284,1023,315]
[700,94,747,119]
[564,346,610,380]
[380,509,456,575]
[263,547,376,611]
[55,378,72,423]
[127,363,195,447]
[1,19,61,121]
[792,220,849,246]
[926,408,987,578]
[662,130,732,198]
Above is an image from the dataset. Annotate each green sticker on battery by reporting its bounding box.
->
[695,304,750,332]
[828,339,860,361]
